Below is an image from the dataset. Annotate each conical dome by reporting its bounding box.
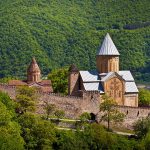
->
[27,57,41,83]
[96,33,120,73]
[27,57,41,73]
[97,33,120,56]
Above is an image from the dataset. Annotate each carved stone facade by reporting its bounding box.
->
[103,76,124,105]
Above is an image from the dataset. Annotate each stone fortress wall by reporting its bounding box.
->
[0,84,150,128]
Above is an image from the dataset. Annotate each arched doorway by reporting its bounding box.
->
[90,113,96,120]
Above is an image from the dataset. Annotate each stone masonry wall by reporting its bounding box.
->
[124,93,138,107]
[0,84,150,127]
[37,91,100,118]
[116,106,150,129]
[0,84,16,99]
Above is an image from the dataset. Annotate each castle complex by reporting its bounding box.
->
[68,33,138,107]
[0,33,149,128]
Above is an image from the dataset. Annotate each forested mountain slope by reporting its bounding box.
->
[0,0,150,82]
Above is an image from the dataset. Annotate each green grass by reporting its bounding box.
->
[111,125,135,134]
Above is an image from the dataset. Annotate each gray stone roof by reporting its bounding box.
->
[80,70,100,82]
[101,71,134,82]
[125,82,138,93]
[97,33,120,56]
[79,70,138,93]
[83,82,104,93]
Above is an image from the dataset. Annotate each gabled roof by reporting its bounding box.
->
[118,71,134,81]
[38,80,52,86]
[8,80,27,86]
[28,80,52,86]
[125,82,139,93]
[83,82,104,93]
[80,70,99,82]
[100,71,134,82]
[97,33,120,56]
[101,72,124,82]
[79,70,138,93]
[28,82,41,87]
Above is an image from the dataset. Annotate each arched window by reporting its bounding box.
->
[34,75,36,81]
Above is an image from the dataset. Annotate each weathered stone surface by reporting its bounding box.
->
[96,55,119,73]
[124,93,138,107]
[0,84,149,128]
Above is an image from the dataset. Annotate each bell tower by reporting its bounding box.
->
[68,64,79,96]
[96,33,120,73]
[27,57,41,83]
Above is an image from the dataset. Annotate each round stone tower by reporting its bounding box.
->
[27,57,41,83]
[96,33,120,73]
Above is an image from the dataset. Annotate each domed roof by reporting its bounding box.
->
[27,57,41,73]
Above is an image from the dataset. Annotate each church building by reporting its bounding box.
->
[68,33,139,107]
[8,58,53,93]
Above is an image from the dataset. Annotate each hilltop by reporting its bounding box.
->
[0,0,150,82]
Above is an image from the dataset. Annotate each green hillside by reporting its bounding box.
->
[0,0,150,82]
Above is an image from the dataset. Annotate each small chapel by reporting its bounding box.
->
[68,33,139,107]
[8,58,53,93]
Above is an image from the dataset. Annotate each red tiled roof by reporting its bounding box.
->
[38,80,52,86]
[8,79,53,93]
[28,82,41,87]
[8,80,27,86]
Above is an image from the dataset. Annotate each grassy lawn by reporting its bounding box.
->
[111,126,135,134]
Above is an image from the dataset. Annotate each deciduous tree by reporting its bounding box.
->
[100,95,125,131]
[44,101,56,119]
[48,67,69,95]
[139,89,150,106]
[134,116,150,138]
[16,86,37,114]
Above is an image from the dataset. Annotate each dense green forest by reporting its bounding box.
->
[0,0,150,82]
